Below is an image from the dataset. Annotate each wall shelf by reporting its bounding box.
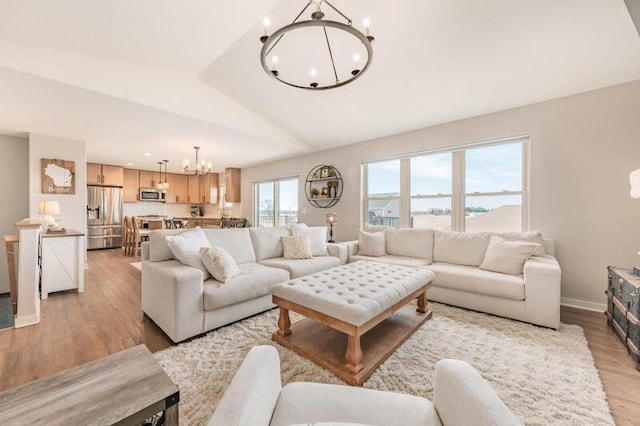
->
[305,165,342,208]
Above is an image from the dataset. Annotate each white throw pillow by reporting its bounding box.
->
[495,231,546,256]
[479,236,541,276]
[291,223,328,256]
[165,227,211,279]
[357,231,386,257]
[200,247,240,283]
[281,235,313,260]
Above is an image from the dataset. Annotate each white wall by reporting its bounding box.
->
[29,134,86,234]
[241,80,640,309]
[0,134,29,293]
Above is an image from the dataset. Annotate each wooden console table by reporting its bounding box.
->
[0,345,179,425]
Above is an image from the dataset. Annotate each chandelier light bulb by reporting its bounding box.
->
[272,55,279,65]
[353,54,360,63]
[263,17,271,28]
[310,68,317,76]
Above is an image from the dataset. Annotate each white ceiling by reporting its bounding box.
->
[0,0,639,172]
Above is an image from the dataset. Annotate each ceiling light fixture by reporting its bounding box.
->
[260,0,374,90]
[157,160,170,191]
[182,146,212,175]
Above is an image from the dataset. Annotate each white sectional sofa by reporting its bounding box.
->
[345,228,561,329]
[141,225,346,343]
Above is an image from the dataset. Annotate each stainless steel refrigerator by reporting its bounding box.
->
[87,186,123,250]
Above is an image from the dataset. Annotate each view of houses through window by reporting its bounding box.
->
[254,177,299,227]
[364,138,528,232]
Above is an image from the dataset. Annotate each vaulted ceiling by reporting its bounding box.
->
[0,0,639,172]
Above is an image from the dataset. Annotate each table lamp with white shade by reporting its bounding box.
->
[38,200,60,230]
[326,212,337,243]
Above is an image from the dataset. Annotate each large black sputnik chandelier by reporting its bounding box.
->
[259,0,375,90]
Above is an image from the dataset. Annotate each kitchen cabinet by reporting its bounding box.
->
[188,174,200,203]
[87,163,124,186]
[165,173,189,204]
[123,169,139,202]
[199,173,219,204]
[139,170,159,189]
[225,168,241,203]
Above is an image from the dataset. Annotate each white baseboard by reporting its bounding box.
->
[14,313,39,328]
[561,297,606,313]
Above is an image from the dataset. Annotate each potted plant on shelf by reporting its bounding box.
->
[310,187,320,199]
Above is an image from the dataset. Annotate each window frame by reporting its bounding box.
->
[253,175,299,227]
[362,137,530,232]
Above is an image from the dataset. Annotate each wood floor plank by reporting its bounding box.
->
[0,249,638,424]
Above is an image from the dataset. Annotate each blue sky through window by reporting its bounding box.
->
[368,142,523,210]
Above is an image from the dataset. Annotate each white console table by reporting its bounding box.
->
[40,229,85,299]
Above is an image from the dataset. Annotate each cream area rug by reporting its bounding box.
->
[154,303,614,426]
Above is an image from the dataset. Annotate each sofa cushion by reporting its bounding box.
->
[165,227,211,279]
[494,231,546,256]
[270,382,440,426]
[260,256,341,279]
[428,262,524,300]
[291,223,328,256]
[282,235,313,260]
[357,231,386,257]
[479,236,540,276]
[200,247,240,283]
[249,226,291,261]
[385,228,434,263]
[149,228,188,261]
[349,254,431,268]
[434,231,491,267]
[204,228,256,264]
[203,262,289,311]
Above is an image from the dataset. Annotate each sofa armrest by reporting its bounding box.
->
[208,345,282,426]
[343,240,359,262]
[141,260,205,342]
[434,359,521,426]
[523,255,561,329]
[141,241,150,261]
[327,243,348,265]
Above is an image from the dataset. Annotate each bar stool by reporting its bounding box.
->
[131,217,151,257]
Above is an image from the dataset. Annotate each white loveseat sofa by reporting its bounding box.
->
[345,228,561,329]
[141,225,347,343]
[208,345,521,426]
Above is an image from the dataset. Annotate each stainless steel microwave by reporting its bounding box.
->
[139,188,166,202]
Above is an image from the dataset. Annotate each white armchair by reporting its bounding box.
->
[208,345,521,426]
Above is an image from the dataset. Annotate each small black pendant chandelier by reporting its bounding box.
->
[259,0,375,90]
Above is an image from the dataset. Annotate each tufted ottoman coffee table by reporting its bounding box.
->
[271,261,434,386]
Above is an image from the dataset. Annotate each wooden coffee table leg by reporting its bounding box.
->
[277,307,292,337]
[417,291,427,313]
[345,334,363,373]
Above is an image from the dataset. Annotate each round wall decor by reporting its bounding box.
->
[305,165,343,208]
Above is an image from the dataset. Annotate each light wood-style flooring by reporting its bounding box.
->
[0,249,638,424]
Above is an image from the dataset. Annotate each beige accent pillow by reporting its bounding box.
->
[479,236,541,276]
[357,231,386,257]
[495,231,546,256]
[281,235,313,260]
[291,223,328,256]
[164,227,211,279]
[200,247,240,283]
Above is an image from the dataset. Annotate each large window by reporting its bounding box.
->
[363,138,528,232]
[254,177,298,227]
